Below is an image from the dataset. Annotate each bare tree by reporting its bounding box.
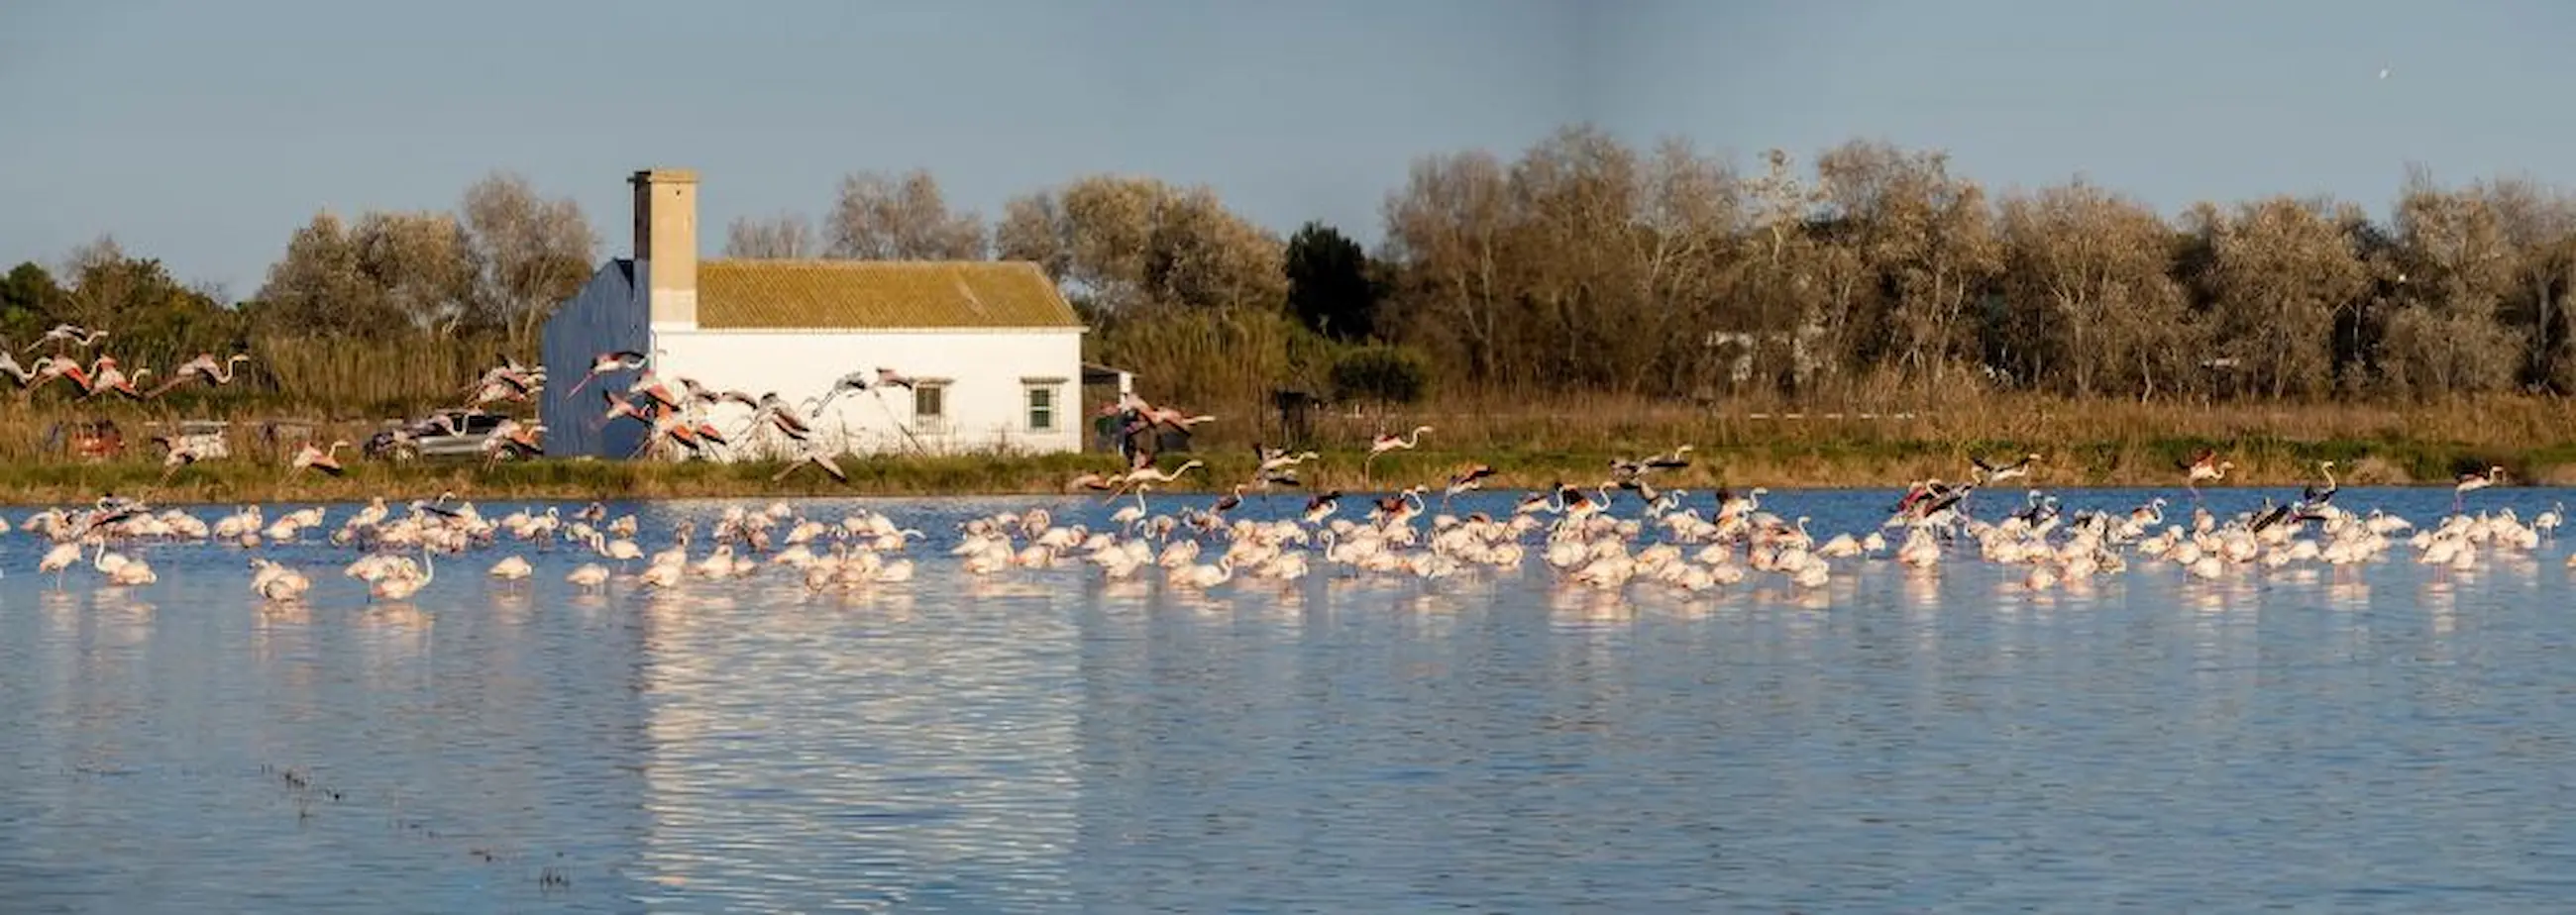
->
[993,194,1072,280]
[724,212,817,258]
[353,211,477,335]
[826,169,987,260]
[995,175,1283,314]
[257,212,389,339]
[1379,151,1517,383]
[460,170,599,350]
[2381,168,2521,396]
[1997,182,2191,397]
[2194,196,2364,399]
[2475,175,2576,387]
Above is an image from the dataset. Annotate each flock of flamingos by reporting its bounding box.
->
[13,427,2569,605]
[7,323,2568,604]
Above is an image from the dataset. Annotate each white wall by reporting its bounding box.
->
[538,261,651,458]
[650,327,1086,459]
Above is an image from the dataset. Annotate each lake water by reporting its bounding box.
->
[3,485,2575,912]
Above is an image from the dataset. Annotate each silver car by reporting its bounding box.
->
[374,410,515,460]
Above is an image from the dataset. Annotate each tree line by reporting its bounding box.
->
[8,125,2573,419]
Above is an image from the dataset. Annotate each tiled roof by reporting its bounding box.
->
[696,259,1080,330]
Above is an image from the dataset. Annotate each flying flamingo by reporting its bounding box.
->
[151,435,204,485]
[565,350,648,395]
[1973,453,2041,483]
[772,447,849,483]
[38,356,94,397]
[2454,465,2504,512]
[145,353,252,397]
[0,352,47,387]
[600,389,656,427]
[2183,449,2233,501]
[1443,463,1497,507]
[1365,425,1432,481]
[1109,458,1203,499]
[81,357,151,399]
[34,324,107,353]
[287,440,351,478]
[1209,483,1247,515]
[1303,490,1341,525]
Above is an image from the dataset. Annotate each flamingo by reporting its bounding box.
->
[288,440,352,478]
[1973,453,2041,483]
[373,550,433,600]
[2184,449,2232,499]
[2455,465,2504,512]
[150,435,204,484]
[39,541,82,589]
[1365,425,1431,480]
[772,448,849,483]
[0,352,46,387]
[1303,490,1342,525]
[145,353,252,397]
[567,562,611,591]
[1108,483,1153,531]
[565,350,648,395]
[488,555,534,582]
[35,324,107,352]
[1444,463,1497,507]
[1111,459,1204,498]
[80,358,151,400]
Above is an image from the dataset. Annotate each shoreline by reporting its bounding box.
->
[4,441,2572,507]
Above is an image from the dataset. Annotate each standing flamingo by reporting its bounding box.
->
[373,550,434,600]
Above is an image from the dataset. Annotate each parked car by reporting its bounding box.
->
[162,420,230,460]
[366,409,512,460]
[56,418,124,462]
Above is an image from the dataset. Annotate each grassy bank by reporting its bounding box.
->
[0,391,2572,504]
[4,434,2574,507]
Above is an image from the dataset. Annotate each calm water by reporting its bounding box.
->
[4,486,2576,912]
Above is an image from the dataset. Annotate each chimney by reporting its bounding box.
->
[630,168,698,329]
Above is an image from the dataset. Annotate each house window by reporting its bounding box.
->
[1025,385,1057,431]
[912,383,946,421]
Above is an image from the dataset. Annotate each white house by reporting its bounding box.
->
[541,168,1103,459]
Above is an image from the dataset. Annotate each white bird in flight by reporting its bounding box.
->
[2378,67,2391,79]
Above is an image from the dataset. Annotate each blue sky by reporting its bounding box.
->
[4,0,2571,297]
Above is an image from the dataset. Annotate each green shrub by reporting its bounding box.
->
[1331,346,1431,405]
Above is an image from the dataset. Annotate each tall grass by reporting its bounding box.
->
[251,334,498,416]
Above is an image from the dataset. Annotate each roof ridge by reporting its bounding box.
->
[702,257,1041,269]
[693,258,1075,330]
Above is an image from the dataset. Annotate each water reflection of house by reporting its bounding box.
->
[632,572,1082,907]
